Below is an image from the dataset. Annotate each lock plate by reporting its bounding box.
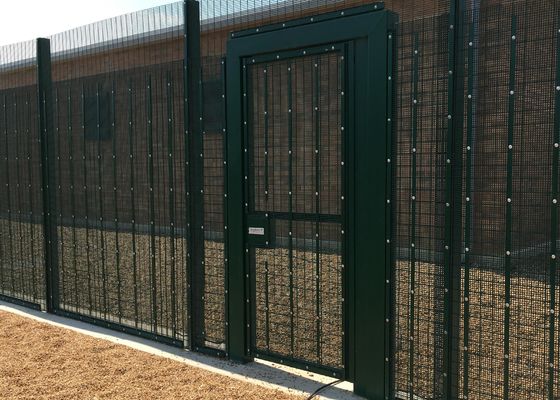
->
[246,213,270,247]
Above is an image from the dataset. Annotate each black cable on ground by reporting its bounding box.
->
[306,379,343,400]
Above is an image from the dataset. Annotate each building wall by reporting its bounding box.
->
[1,0,554,252]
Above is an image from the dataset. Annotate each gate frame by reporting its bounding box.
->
[225,4,397,398]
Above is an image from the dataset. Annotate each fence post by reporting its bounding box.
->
[36,38,58,313]
[183,0,203,350]
[443,0,466,398]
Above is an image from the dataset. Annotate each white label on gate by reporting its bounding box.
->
[248,227,265,236]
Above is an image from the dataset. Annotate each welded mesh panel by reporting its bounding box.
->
[250,54,342,216]
[48,2,188,344]
[391,7,450,400]
[460,1,560,399]
[247,52,344,373]
[0,42,45,309]
[253,221,343,368]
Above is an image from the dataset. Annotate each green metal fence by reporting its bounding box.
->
[47,2,191,345]
[1,0,560,399]
[0,41,45,311]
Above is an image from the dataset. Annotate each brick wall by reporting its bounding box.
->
[1,0,552,255]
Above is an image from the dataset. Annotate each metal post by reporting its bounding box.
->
[183,0,203,350]
[36,38,58,313]
[225,38,250,366]
[386,28,396,400]
[241,60,251,358]
[353,12,397,399]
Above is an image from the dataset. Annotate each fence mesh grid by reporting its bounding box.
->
[459,2,560,399]
[47,2,189,343]
[392,5,450,399]
[1,0,560,397]
[0,42,45,309]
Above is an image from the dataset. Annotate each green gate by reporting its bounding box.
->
[244,44,347,377]
[226,4,396,396]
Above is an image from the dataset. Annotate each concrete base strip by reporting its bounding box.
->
[0,301,360,400]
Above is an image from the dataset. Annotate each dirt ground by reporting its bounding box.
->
[0,310,302,400]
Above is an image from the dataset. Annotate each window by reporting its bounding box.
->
[84,90,112,141]
[202,79,223,133]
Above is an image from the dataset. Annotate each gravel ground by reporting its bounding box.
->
[0,310,303,400]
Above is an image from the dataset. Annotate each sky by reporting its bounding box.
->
[0,0,174,46]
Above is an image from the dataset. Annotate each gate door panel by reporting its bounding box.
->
[246,47,346,375]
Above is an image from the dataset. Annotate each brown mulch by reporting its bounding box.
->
[0,311,302,400]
